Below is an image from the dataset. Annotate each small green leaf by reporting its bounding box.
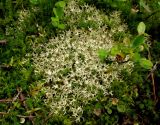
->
[53,7,64,18]
[63,119,72,125]
[95,103,102,109]
[110,46,120,56]
[58,24,65,29]
[51,17,59,22]
[139,58,153,69]
[137,22,146,35]
[117,104,126,113]
[51,17,59,27]
[98,49,108,62]
[107,108,112,114]
[139,103,144,109]
[132,35,145,49]
[13,102,21,108]
[55,1,66,8]
[53,8,57,17]
[132,53,141,62]
[9,56,14,66]
[121,46,130,54]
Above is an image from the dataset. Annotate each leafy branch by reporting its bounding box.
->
[51,1,66,29]
[98,22,153,70]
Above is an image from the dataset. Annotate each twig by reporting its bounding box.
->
[0,88,35,124]
[17,115,36,118]
[0,99,13,103]
[7,88,23,114]
[147,62,159,78]
[43,111,54,124]
[147,48,157,101]
[18,114,35,125]
[17,88,35,124]
[145,10,160,20]
[0,65,12,70]
[0,112,36,119]
[0,112,8,115]
[0,88,22,103]
[0,39,7,45]
[12,88,22,102]
[151,73,156,101]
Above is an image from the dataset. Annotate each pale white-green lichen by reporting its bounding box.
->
[30,0,133,122]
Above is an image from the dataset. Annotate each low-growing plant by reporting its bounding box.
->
[98,22,153,70]
[51,1,66,29]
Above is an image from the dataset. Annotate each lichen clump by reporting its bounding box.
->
[31,0,133,121]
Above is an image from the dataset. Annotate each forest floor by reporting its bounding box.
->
[0,0,160,124]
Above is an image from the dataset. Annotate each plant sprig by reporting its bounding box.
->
[98,22,153,70]
[51,1,66,29]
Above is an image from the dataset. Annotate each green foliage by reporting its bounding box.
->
[0,0,13,27]
[137,22,146,35]
[117,103,126,113]
[0,0,60,124]
[98,49,108,62]
[132,35,145,48]
[79,67,159,124]
[51,1,66,29]
[110,46,120,56]
[139,58,153,69]
[98,22,153,70]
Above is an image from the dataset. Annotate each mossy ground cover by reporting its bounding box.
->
[0,0,160,124]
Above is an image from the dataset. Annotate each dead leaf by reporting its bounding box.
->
[112,98,119,105]
[20,118,25,124]
[0,40,7,45]
[131,8,139,14]
[93,109,101,116]
[26,108,41,114]
[19,93,25,102]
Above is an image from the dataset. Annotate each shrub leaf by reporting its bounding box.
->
[55,1,66,8]
[137,22,146,35]
[139,58,153,69]
[132,35,145,49]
